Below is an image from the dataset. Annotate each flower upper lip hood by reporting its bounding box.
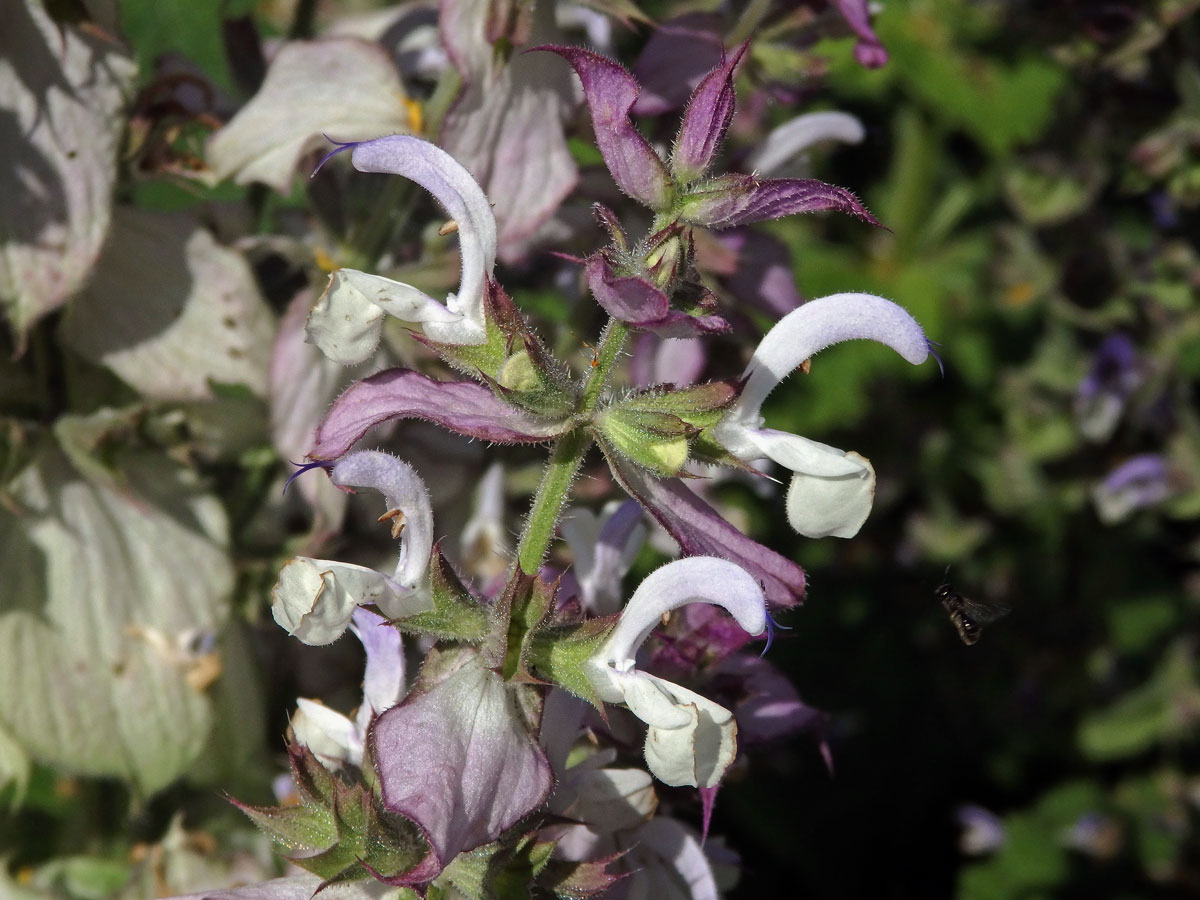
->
[307,135,498,363]
[713,292,930,538]
[585,556,766,788]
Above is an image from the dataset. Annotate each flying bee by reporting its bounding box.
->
[935,580,1010,645]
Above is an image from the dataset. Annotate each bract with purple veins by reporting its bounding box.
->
[672,43,747,184]
[371,649,554,882]
[535,46,673,210]
[312,368,571,461]
[679,173,880,229]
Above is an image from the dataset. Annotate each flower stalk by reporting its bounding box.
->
[517,317,630,574]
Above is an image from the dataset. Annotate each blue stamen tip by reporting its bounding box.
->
[312,136,360,177]
[284,459,332,494]
[927,341,945,377]
[760,611,790,657]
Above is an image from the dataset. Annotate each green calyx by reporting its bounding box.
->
[393,546,490,643]
[233,743,427,887]
[594,380,739,476]
[595,406,692,476]
[526,619,615,710]
[429,281,577,420]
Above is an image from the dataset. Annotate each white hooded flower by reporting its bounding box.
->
[271,451,434,644]
[712,292,930,538]
[584,557,766,788]
[307,135,498,364]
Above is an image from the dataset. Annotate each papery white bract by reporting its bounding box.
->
[585,557,766,788]
[307,135,498,364]
[713,292,930,538]
[271,451,435,644]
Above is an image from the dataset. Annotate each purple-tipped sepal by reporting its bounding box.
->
[679,173,881,229]
[671,43,748,184]
[584,254,730,338]
[536,46,673,210]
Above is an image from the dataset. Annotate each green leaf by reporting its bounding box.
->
[432,283,577,420]
[1077,641,1200,761]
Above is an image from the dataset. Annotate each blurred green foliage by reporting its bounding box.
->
[726,1,1200,897]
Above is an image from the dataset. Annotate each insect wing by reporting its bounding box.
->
[956,593,1012,626]
[937,584,1010,645]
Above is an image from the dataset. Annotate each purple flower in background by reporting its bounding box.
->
[1092,453,1174,524]
[833,0,890,68]
[955,805,1006,856]
[1075,333,1142,442]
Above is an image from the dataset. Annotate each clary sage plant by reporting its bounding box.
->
[1,1,931,898]
[187,41,930,900]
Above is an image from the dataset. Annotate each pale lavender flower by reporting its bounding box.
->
[1063,811,1123,859]
[1075,333,1142,442]
[559,500,647,615]
[307,136,498,362]
[585,557,767,787]
[1092,453,1173,524]
[290,608,404,768]
[955,804,1006,856]
[272,451,435,645]
[713,293,930,538]
[747,110,866,177]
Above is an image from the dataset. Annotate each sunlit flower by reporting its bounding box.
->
[585,557,766,787]
[712,293,931,538]
[272,451,434,644]
[307,135,497,363]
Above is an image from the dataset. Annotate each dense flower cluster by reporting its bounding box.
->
[196,18,928,897]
